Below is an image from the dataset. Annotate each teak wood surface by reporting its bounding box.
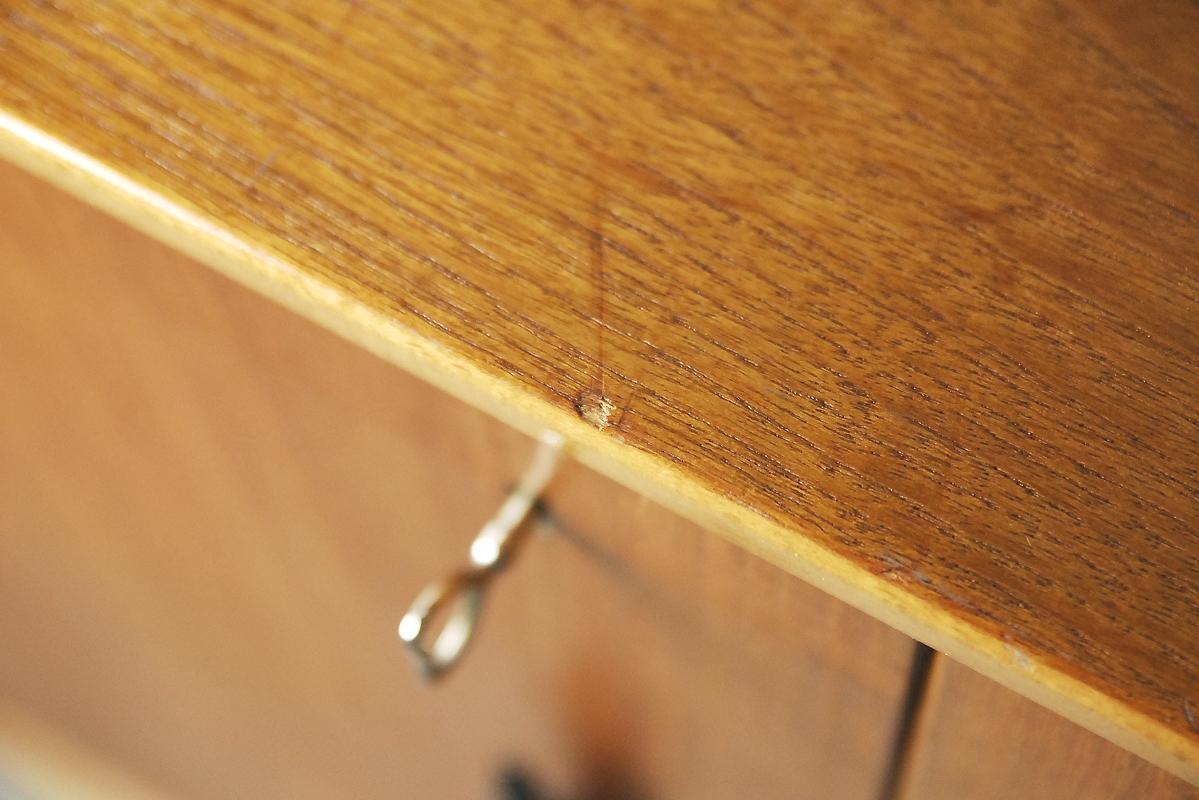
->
[0,162,916,800]
[0,0,1196,783]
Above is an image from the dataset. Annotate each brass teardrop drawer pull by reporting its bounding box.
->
[398,430,565,682]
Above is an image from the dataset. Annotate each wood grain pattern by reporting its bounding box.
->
[0,0,1196,781]
[900,658,1199,800]
[0,163,916,800]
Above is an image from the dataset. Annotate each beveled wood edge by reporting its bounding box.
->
[1,108,1193,785]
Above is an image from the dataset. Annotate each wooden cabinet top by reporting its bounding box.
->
[1,0,1195,784]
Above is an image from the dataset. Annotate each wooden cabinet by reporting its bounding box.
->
[1,1,1198,795]
[0,163,917,800]
[4,156,1195,800]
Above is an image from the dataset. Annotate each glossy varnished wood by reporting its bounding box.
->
[900,659,1199,800]
[0,0,1196,780]
[0,164,916,799]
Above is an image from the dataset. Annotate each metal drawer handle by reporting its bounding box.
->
[398,430,565,682]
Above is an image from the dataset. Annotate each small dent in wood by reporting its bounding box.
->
[575,389,616,429]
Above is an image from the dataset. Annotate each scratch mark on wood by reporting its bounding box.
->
[591,177,608,400]
[575,174,619,430]
[248,148,281,188]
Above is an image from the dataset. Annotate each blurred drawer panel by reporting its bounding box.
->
[899,659,1199,800]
